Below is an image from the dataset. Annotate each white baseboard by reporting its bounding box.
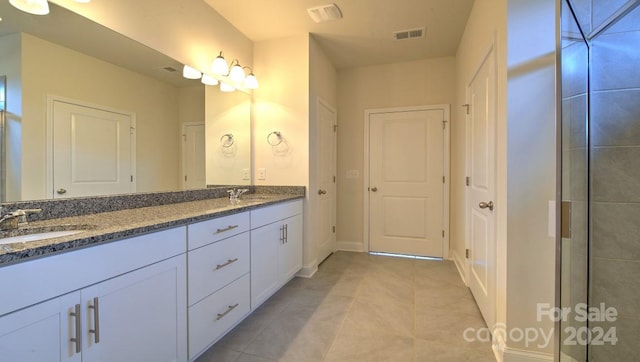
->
[296,260,318,278]
[503,348,553,362]
[336,240,365,252]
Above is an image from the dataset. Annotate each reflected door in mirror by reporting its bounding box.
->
[52,100,135,198]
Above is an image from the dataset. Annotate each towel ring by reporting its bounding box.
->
[220,133,234,148]
[267,131,283,146]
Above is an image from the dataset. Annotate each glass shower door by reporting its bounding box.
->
[559,0,589,360]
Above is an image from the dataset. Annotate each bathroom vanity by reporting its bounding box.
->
[0,188,304,362]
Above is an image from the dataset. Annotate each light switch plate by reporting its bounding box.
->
[258,168,266,180]
[346,170,360,179]
[242,168,250,180]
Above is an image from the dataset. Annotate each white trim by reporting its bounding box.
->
[336,241,365,253]
[46,95,136,198]
[503,348,553,362]
[452,249,468,286]
[363,104,451,258]
[180,121,205,189]
[296,259,318,278]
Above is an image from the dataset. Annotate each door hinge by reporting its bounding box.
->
[442,230,445,238]
[462,104,470,115]
[332,226,336,233]
[184,175,187,182]
[130,175,133,182]
[333,175,336,183]
[465,176,470,186]
[333,124,338,132]
[442,120,447,129]
[442,176,445,184]
[465,249,470,258]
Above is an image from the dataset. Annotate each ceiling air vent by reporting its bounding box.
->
[307,3,343,23]
[393,27,426,41]
[162,66,178,72]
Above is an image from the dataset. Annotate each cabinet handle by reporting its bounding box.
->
[215,258,239,270]
[89,297,100,344]
[280,225,284,244]
[215,225,239,234]
[70,304,82,354]
[285,224,288,243]
[216,303,239,321]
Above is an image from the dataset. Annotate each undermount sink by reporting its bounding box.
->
[0,225,94,245]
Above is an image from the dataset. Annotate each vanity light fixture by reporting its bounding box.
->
[9,0,50,15]
[212,51,230,76]
[201,74,219,86]
[228,60,246,83]
[243,67,259,90]
[182,65,202,79]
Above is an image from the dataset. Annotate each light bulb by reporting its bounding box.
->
[9,0,50,15]
[244,73,259,89]
[201,74,219,86]
[212,52,229,76]
[229,64,246,83]
[182,65,201,79]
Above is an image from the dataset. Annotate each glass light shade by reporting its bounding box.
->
[220,82,235,92]
[182,65,201,79]
[244,73,259,89]
[229,64,246,83]
[74,0,91,3]
[212,54,229,76]
[9,0,50,15]
[201,74,219,86]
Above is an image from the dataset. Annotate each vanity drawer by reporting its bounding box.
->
[188,273,250,359]
[188,211,250,250]
[187,232,249,305]
[250,199,303,229]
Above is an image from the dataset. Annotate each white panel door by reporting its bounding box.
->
[369,109,445,257]
[183,123,206,189]
[317,100,337,263]
[467,46,497,329]
[52,100,134,198]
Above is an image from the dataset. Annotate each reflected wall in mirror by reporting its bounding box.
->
[0,2,252,202]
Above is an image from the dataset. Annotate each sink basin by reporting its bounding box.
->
[0,230,85,245]
[0,224,95,245]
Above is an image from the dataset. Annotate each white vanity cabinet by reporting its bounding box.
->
[0,227,187,362]
[250,200,303,309]
[186,212,251,360]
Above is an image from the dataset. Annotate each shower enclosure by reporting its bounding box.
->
[559,0,640,360]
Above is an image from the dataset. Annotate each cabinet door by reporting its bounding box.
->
[0,292,81,362]
[279,214,303,283]
[250,222,281,310]
[82,255,187,362]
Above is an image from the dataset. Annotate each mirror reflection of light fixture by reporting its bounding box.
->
[228,60,246,83]
[220,82,235,92]
[243,67,259,90]
[212,51,229,76]
[201,74,219,86]
[182,65,202,79]
[9,0,50,15]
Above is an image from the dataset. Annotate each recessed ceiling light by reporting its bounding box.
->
[307,3,343,23]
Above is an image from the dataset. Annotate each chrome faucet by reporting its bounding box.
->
[227,188,249,202]
[0,207,42,230]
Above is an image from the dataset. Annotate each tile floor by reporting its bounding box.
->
[195,251,496,362]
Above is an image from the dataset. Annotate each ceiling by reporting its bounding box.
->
[203,0,475,69]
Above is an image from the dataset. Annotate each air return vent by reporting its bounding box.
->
[393,27,426,41]
[307,3,343,23]
[162,66,178,72]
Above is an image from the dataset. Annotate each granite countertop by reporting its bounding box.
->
[0,193,303,267]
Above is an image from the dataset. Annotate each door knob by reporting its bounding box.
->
[479,201,494,211]
[318,189,327,195]
[57,188,67,195]
[371,187,378,192]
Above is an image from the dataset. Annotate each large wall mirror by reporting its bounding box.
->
[0,2,251,202]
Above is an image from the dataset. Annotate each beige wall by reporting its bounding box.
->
[50,0,253,77]
[336,57,456,250]
[21,34,182,200]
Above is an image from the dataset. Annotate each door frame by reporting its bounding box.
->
[181,121,205,189]
[464,41,497,327]
[363,104,451,259]
[316,97,337,263]
[46,95,137,198]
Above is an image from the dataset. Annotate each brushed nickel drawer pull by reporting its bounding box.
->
[216,303,239,321]
[89,297,100,343]
[70,304,82,353]
[215,225,239,234]
[215,258,239,270]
